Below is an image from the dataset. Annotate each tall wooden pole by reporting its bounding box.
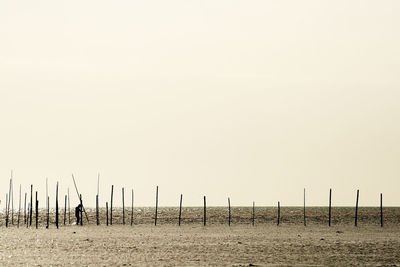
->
[17,184,21,228]
[380,193,383,227]
[35,191,38,229]
[30,184,33,226]
[11,175,14,225]
[228,197,231,226]
[110,185,114,225]
[64,195,67,225]
[252,201,255,226]
[7,179,11,227]
[277,201,280,226]
[46,196,49,229]
[95,196,98,225]
[328,189,332,227]
[80,194,83,226]
[6,193,9,227]
[68,188,71,225]
[155,186,158,226]
[56,182,59,229]
[106,202,109,226]
[355,189,359,227]
[97,174,100,226]
[131,189,134,226]
[122,187,125,225]
[26,204,29,228]
[203,196,206,226]
[24,193,27,225]
[178,194,183,226]
[46,178,49,228]
[303,188,306,226]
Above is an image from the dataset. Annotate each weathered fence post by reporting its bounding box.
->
[203,196,206,226]
[26,204,29,228]
[252,201,255,226]
[96,174,100,226]
[68,188,71,225]
[355,189,359,227]
[17,184,21,228]
[228,197,231,226]
[30,184,33,227]
[7,179,11,227]
[11,175,14,225]
[178,194,183,226]
[47,196,49,229]
[303,188,306,226]
[64,195,67,225]
[110,185,114,225]
[95,194,98,225]
[155,186,158,226]
[277,201,280,226]
[106,202,109,226]
[131,189,134,226]
[329,188,332,227]
[46,178,48,228]
[35,191,38,229]
[56,182,59,229]
[80,194,83,226]
[380,193,383,227]
[6,193,9,227]
[24,193,27,225]
[122,187,125,225]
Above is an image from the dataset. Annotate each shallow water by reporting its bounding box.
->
[2,206,399,227]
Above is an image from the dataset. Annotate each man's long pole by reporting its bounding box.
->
[72,174,89,222]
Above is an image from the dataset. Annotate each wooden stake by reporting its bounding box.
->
[24,193,27,225]
[178,194,183,226]
[26,204,29,228]
[155,186,158,226]
[68,188,71,225]
[328,188,332,227]
[5,193,9,228]
[7,179,12,227]
[228,197,231,226]
[96,195,99,225]
[106,202,109,226]
[46,196,49,229]
[355,189,359,227]
[46,178,49,228]
[303,188,306,226]
[380,193,383,227]
[278,201,281,225]
[80,194,83,226]
[11,175,14,225]
[56,182,59,229]
[18,184,21,228]
[64,195,67,225]
[35,191,38,229]
[30,184,33,226]
[96,175,99,225]
[131,189,134,226]
[122,187,125,225]
[110,185,114,225]
[203,196,206,226]
[252,201,255,226]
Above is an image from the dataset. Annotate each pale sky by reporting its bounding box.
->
[0,1,399,208]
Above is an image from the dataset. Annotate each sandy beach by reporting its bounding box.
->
[1,207,399,266]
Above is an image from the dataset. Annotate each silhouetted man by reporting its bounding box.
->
[75,204,82,224]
